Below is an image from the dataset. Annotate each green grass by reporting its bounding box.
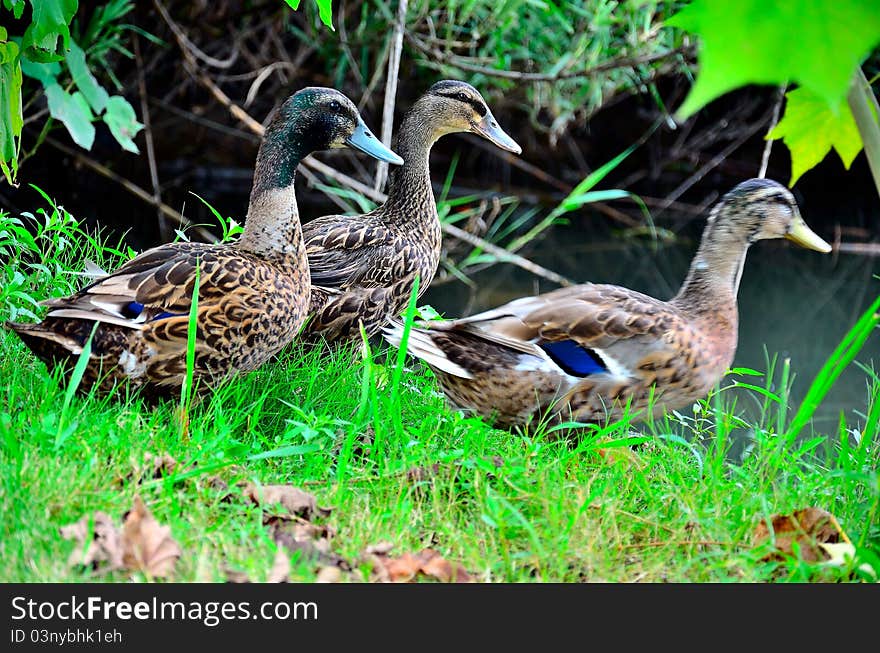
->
[1,199,878,583]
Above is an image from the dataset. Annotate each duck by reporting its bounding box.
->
[383,178,831,428]
[300,80,522,344]
[7,87,403,400]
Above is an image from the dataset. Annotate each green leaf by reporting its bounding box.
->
[281,0,334,30]
[767,86,863,186]
[3,0,26,20]
[667,0,880,119]
[314,0,334,29]
[44,83,95,149]
[102,95,142,153]
[0,37,22,183]
[22,0,78,63]
[65,40,109,114]
[20,58,61,86]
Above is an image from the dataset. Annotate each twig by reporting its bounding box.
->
[408,34,687,82]
[157,4,573,287]
[374,0,408,192]
[759,85,786,178]
[442,222,574,286]
[653,106,775,220]
[44,137,217,244]
[153,0,238,69]
[134,34,169,241]
[243,62,299,108]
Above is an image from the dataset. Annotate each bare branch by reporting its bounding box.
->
[374,0,408,192]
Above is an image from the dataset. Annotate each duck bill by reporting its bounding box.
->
[785,217,831,253]
[345,120,404,165]
[471,112,522,154]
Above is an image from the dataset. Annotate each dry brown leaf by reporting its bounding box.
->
[367,546,474,583]
[753,507,845,562]
[120,496,182,577]
[60,512,123,569]
[271,521,347,569]
[243,483,331,521]
[315,566,343,583]
[224,568,252,583]
[267,549,291,583]
[142,452,179,477]
[418,549,474,582]
[365,541,395,555]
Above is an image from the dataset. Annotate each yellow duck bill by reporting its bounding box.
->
[345,120,404,165]
[785,216,832,253]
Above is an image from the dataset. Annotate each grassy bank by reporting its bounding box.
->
[1,200,878,583]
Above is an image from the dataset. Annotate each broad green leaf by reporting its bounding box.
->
[103,95,142,153]
[65,41,108,114]
[22,0,78,63]
[0,37,22,182]
[20,58,61,86]
[282,0,334,30]
[44,83,95,149]
[767,87,863,186]
[667,0,880,119]
[3,0,25,19]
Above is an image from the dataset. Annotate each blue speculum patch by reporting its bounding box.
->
[125,301,182,322]
[539,340,607,377]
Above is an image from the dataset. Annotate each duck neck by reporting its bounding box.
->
[382,103,446,229]
[238,131,308,262]
[671,217,750,323]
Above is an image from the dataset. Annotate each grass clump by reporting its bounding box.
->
[0,199,878,583]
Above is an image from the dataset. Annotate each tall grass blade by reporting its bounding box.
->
[55,321,99,449]
[786,294,880,439]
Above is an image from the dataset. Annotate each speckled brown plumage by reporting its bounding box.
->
[7,87,399,399]
[384,179,831,428]
[302,80,521,343]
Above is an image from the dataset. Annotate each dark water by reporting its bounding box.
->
[422,222,880,432]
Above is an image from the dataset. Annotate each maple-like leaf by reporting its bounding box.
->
[753,506,844,562]
[767,87,863,186]
[667,0,880,119]
[120,496,182,578]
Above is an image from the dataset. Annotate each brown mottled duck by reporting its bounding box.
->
[7,87,402,399]
[300,80,521,344]
[384,179,831,428]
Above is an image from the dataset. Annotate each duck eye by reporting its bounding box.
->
[328,99,342,111]
[456,92,469,102]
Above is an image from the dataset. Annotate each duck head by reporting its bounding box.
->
[707,178,831,252]
[420,80,522,154]
[266,87,403,164]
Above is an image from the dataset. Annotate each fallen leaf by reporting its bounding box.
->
[270,521,347,569]
[224,568,251,583]
[267,549,291,583]
[315,566,343,583]
[819,542,878,579]
[60,512,123,569]
[120,496,182,577]
[365,541,395,555]
[243,483,331,521]
[366,545,474,583]
[418,549,473,582]
[61,497,181,579]
[753,507,844,562]
[113,451,181,488]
